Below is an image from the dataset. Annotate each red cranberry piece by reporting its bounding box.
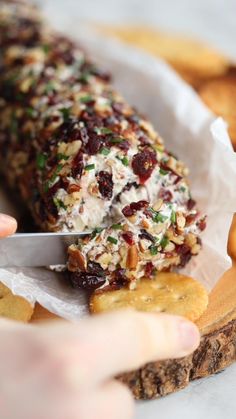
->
[117,140,130,151]
[139,229,155,243]
[70,272,106,290]
[112,268,128,286]
[122,205,135,217]
[197,218,207,231]
[145,262,155,276]
[122,231,135,245]
[130,200,149,211]
[86,134,102,155]
[132,149,157,184]
[97,171,113,199]
[186,213,198,226]
[158,188,173,202]
[71,151,84,178]
[187,198,196,211]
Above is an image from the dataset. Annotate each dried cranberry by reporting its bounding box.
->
[186,213,198,226]
[122,205,135,217]
[88,261,105,275]
[132,149,157,184]
[174,175,182,185]
[70,272,106,290]
[176,244,192,268]
[86,133,102,155]
[138,135,151,146]
[112,102,124,114]
[139,229,155,243]
[145,262,155,276]
[97,171,113,199]
[130,200,149,211]
[91,67,111,82]
[158,188,173,202]
[122,231,135,245]
[187,198,196,211]
[71,151,84,178]
[197,218,207,231]
[112,268,128,286]
[116,140,130,151]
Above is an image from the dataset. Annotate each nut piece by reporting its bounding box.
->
[153,199,163,211]
[68,245,87,271]
[176,211,186,232]
[126,244,139,270]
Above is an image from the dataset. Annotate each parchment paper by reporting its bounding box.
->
[1,28,236,320]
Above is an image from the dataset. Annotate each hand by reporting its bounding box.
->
[0,213,17,237]
[0,310,200,419]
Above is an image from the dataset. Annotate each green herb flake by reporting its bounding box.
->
[79,72,90,84]
[109,137,125,144]
[170,211,176,224]
[85,164,95,171]
[60,108,71,121]
[111,223,123,230]
[100,147,110,156]
[57,153,69,161]
[150,245,158,256]
[44,81,56,94]
[149,209,168,223]
[42,44,50,54]
[160,236,169,249]
[80,95,93,104]
[107,236,118,245]
[26,107,36,118]
[36,153,47,170]
[180,186,186,193]
[48,163,64,185]
[116,155,129,166]
[100,127,113,135]
[53,198,67,210]
[91,227,104,238]
[159,168,168,176]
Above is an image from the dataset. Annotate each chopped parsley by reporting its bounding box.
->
[100,147,110,156]
[80,95,93,104]
[26,107,36,118]
[100,127,113,135]
[79,72,90,84]
[109,137,125,144]
[53,198,67,211]
[111,223,123,230]
[160,236,169,249]
[159,168,168,176]
[170,211,176,223]
[180,186,186,193]
[57,153,69,161]
[150,245,158,255]
[44,81,56,93]
[60,108,71,121]
[44,163,63,192]
[42,44,50,54]
[36,153,47,170]
[85,164,95,171]
[116,155,129,166]
[91,227,104,238]
[107,236,118,245]
[149,208,168,223]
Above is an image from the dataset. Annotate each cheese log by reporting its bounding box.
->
[0,0,206,290]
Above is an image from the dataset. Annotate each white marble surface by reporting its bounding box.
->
[37,1,236,418]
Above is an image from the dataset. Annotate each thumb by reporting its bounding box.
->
[0,214,17,237]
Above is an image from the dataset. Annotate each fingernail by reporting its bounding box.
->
[179,320,200,352]
[0,214,17,233]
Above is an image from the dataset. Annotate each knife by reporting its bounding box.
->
[0,232,90,268]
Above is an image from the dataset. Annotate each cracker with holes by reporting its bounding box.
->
[90,273,208,322]
[0,282,34,322]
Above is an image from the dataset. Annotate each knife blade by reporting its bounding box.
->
[0,232,90,267]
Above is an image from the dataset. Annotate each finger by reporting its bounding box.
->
[40,310,200,390]
[0,214,17,237]
[73,380,134,419]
